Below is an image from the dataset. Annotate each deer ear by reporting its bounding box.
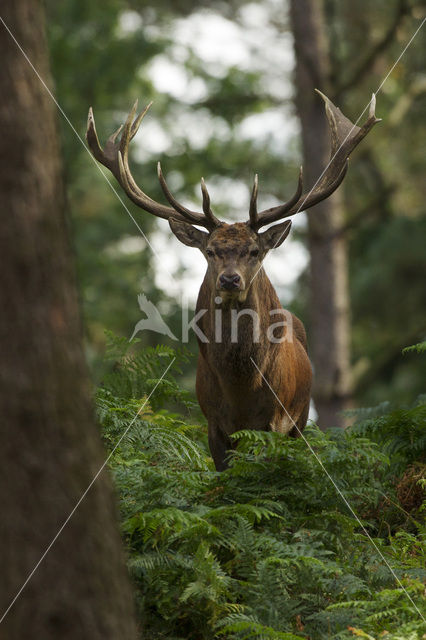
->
[169,218,208,250]
[259,220,292,251]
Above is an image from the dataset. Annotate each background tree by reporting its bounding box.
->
[0,1,138,637]
[290,0,352,428]
[45,0,425,420]
[328,0,426,408]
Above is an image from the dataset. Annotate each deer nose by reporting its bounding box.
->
[219,273,241,290]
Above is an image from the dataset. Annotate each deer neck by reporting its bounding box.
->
[198,268,281,373]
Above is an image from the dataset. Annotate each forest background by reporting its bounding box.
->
[0,0,425,638]
[46,0,425,421]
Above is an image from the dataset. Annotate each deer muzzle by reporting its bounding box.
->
[218,273,242,291]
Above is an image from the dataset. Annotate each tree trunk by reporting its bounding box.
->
[289,0,351,429]
[0,2,139,637]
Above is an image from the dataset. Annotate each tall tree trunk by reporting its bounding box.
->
[0,2,138,638]
[290,0,351,429]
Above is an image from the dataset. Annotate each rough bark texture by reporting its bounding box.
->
[0,2,138,638]
[290,0,351,429]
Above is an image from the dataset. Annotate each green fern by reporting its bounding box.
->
[95,337,426,640]
[402,341,426,354]
[216,615,305,639]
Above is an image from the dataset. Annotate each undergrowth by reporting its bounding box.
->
[96,334,425,639]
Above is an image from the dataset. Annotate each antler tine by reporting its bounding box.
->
[86,107,108,165]
[116,100,150,198]
[254,91,380,229]
[157,163,209,227]
[201,178,221,228]
[117,150,135,196]
[108,124,123,145]
[86,103,168,219]
[248,174,259,228]
[368,93,381,123]
[118,99,138,160]
[251,168,303,230]
[86,101,219,229]
[130,101,152,140]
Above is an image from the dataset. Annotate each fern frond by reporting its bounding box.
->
[402,341,426,354]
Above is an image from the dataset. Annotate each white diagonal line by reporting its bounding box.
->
[0,15,178,283]
[250,356,425,622]
[0,357,175,625]
[374,16,426,95]
[251,15,426,284]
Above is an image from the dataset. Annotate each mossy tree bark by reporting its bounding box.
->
[0,1,139,637]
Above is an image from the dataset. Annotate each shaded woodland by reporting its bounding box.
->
[46,0,426,420]
[0,0,424,637]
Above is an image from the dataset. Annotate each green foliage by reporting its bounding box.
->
[101,330,196,410]
[327,578,425,639]
[403,342,426,355]
[46,0,426,407]
[350,396,426,475]
[96,341,426,640]
[45,0,180,373]
[351,217,426,406]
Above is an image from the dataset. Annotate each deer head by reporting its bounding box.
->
[168,220,292,303]
[86,92,380,301]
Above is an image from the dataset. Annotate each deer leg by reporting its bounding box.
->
[208,423,231,471]
[289,402,309,438]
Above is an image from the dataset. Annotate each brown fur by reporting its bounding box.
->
[187,223,312,470]
[87,93,379,471]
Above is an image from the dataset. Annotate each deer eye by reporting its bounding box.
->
[250,249,259,257]
[206,248,214,258]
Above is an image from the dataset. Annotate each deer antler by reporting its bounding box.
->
[86,100,221,231]
[249,92,381,230]
[87,94,379,234]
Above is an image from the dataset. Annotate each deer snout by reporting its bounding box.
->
[218,273,242,291]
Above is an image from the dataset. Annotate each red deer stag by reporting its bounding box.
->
[87,92,379,470]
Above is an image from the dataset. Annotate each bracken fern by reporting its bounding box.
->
[96,337,426,639]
